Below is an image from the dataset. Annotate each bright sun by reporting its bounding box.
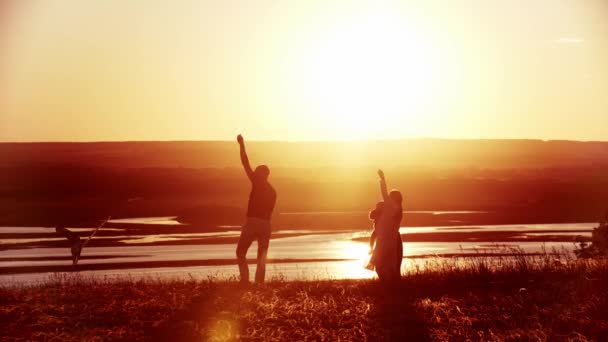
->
[296,8,442,139]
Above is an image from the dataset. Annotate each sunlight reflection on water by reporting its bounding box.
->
[0,220,597,285]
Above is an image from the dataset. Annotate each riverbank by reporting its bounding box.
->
[2,255,607,341]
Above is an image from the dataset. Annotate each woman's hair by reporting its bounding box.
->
[389,190,404,223]
[389,190,403,204]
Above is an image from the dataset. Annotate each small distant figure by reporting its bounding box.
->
[55,219,106,266]
[368,169,403,282]
[236,134,277,284]
[55,225,82,265]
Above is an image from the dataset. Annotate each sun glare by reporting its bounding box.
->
[342,241,371,265]
[338,241,375,279]
[296,8,442,139]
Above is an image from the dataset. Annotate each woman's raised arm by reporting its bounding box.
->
[378,169,389,201]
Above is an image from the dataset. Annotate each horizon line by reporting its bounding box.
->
[1,137,608,144]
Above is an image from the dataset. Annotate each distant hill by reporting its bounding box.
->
[0,139,606,226]
[1,139,607,169]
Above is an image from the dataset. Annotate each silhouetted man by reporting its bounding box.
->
[236,134,277,284]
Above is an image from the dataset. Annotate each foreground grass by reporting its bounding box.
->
[2,255,608,341]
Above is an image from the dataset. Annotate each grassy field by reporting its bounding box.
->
[2,254,608,341]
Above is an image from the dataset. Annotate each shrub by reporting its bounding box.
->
[576,218,608,258]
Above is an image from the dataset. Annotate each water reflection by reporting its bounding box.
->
[0,220,596,285]
[280,210,490,215]
[108,217,183,225]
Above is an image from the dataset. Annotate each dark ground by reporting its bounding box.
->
[2,256,607,341]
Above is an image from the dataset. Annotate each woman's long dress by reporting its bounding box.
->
[371,200,402,280]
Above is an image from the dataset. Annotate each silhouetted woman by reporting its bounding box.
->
[370,169,403,281]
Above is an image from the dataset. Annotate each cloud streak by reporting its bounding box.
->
[556,37,584,44]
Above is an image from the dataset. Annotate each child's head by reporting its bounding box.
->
[369,201,384,221]
[55,225,66,233]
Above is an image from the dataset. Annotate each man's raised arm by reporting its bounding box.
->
[237,134,254,181]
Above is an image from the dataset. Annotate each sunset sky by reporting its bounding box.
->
[1,0,607,142]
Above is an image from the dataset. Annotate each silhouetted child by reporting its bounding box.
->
[368,201,384,249]
[365,201,384,270]
[55,225,82,265]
